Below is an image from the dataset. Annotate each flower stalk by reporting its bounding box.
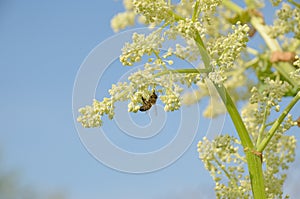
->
[193,24,266,198]
[257,91,300,152]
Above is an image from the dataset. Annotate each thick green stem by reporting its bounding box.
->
[194,32,211,69]
[214,84,265,199]
[257,91,300,152]
[192,19,266,197]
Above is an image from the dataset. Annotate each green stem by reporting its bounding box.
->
[191,3,266,196]
[247,47,259,56]
[214,84,265,199]
[194,32,211,69]
[257,91,300,152]
[192,0,200,22]
[256,106,270,146]
[167,9,184,21]
[251,17,281,50]
[287,0,300,8]
[214,85,253,148]
[153,68,211,78]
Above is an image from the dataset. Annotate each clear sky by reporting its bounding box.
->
[0,1,300,199]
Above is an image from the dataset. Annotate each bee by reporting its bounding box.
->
[139,91,158,112]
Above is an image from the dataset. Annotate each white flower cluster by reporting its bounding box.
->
[123,0,134,10]
[249,78,291,110]
[196,0,222,14]
[161,33,202,63]
[111,0,223,33]
[110,0,136,32]
[241,103,261,137]
[268,3,300,39]
[174,18,205,39]
[120,31,164,66]
[132,0,171,24]
[290,56,300,81]
[263,116,296,199]
[197,135,251,198]
[173,39,200,62]
[240,78,297,198]
[111,12,136,32]
[77,59,204,127]
[198,113,297,198]
[160,89,181,111]
[77,82,130,128]
[243,78,293,142]
[207,22,250,85]
[175,0,194,18]
[197,76,297,197]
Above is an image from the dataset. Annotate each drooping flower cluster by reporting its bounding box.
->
[77,82,130,128]
[77,57,204,127]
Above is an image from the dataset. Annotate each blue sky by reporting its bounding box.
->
[0,1,300,199]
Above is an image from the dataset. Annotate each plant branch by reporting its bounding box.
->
[192,12,266,196]
[287,0,300,8]
[192,0,200,22]
[213,84,266,199]
[152,68,211,78]
[257,91,300,152]
[256,106,270,146]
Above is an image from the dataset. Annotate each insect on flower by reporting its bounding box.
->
[139,91,158,112]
